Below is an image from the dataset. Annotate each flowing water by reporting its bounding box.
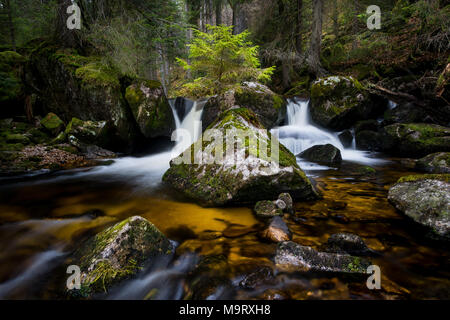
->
[0,98,449,300]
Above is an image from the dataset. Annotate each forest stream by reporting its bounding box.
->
[0,99,448,300]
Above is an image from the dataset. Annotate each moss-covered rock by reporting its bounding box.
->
[163,108,319,207]
[356,130,383,151]
[338,130,353,148]
[65,117,115,150]
[416,152,450,174]
[0,51,26,118]
[383,102,428,125]
[275,241,371,274]
[388,175,450,238]
[26,43,139,151]
[72,216,173,296]
[254,200,283,218]
[381,123,450,157]
[125,80,175,138]
[298,144,342,164]
[310,76,387,130]
[201,82,287,131]
[40,112,64,136]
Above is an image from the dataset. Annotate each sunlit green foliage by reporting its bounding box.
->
[176,25,275,97]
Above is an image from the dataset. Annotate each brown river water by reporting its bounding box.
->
[0,155,449,300]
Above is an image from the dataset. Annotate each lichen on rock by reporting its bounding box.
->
[125,80,175,138]
[310,76,386,130]
[388,175,450,238]
[163,108,319,206]
[72,216,173,295]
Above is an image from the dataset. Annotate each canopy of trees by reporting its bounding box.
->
[0,0,448,94]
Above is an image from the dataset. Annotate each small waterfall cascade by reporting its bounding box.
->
[272,98,383,167]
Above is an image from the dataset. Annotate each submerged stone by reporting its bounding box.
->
[259,216,292,243]
[388,175,450,238]
[163,108,319,206]
[326,233,373,256]
[274,241,371,274]
[72,216,172,295]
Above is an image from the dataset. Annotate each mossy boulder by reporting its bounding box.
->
[388,175,450,238]
[201,82,287,131]
[416,152,450,174]
[356,130,383,151]
[298,144,342,164]
[380,123,450,157]
[338,130,353,148]
[163,108,319,207]
[72,216,173,295]
[354,120,379,134]
[275,241,371,274]
[125,80,175,138]
[40,113,64,136]
[65,117,115,150]
[254,200,283,218]
[310,76,387,130]
[0,51,26,118]
[383,102,428,125]
[26,44,139,151]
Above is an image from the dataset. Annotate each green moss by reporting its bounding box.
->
[40,113,64,132]
[397,174,450,184]
[75,62,120,88]
[272,94,284,110]
[0,51,25,102]
[0,51,25,69]
[357,166,377,175]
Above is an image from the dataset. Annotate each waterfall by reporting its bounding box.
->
[272,98,384,168]
[41,98,208,188]
[171,99,206,157]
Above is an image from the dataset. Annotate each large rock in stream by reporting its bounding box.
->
[310,76,387,130]
[274,241,371,274]
[381,123,450,157]
[26,43,144,151]
[72,216,173,296]
[163,108,319,206]
[201,82,286,131]
[298,144,342,164]
[124,80,175,138]
[388,174,450,239]
[415,152,450,173]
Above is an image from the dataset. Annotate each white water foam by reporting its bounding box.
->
[272,98,386,169]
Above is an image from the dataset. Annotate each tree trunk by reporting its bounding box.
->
[55,0,81,48]
[282,56,291,89]
[5,0,16,51]
[232,4,238,34]
[296,0,303,54]
[307,0,325,76]
[352,0,358,50]
[215,0,222,25]
[332,0,339,38]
